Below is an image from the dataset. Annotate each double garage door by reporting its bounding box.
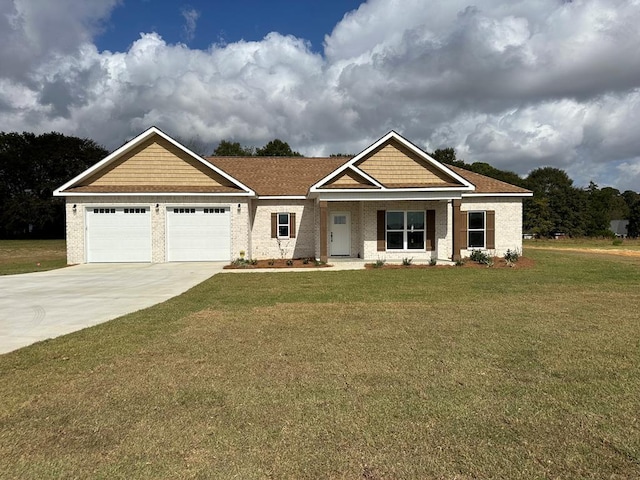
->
[86,206,230,262]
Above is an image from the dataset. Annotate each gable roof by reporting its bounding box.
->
[310,131,475,193]
[54,126,254,196]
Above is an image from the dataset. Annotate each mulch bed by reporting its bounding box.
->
[224,258,331,269]
[366,257,535,269]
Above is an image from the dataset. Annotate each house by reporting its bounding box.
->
[54,127,532,264]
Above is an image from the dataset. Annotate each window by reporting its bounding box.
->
[277,213,290,238]
[386,211,425,250]
[468,211,485,248]
[124,208,146,214]
[271,212,296,239]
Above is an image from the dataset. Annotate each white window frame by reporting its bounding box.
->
[277,212,290,239]
[386,210,426,251]
[468,211,486,249]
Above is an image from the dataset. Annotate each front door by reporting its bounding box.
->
[330,212,350,256]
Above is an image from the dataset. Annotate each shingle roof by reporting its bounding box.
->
[208,157,345,196]
[448,166,532,194]
[207,157,531,196]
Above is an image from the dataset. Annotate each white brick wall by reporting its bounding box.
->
[65,196,250,263]
[460,197,523,257]
[250,200,316,259]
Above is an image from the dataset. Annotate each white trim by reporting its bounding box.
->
[344,166,385,188]
[258,195,307,200]
[58,192,253,197]
[310,131,475,192]
[462,192,533,198]
[314,191,464,202]
[54,126,255,197]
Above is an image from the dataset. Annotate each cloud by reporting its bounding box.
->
[1,0,640,191]
[181,7,200,43]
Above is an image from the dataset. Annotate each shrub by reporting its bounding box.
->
[504,249,520,265]
[268,258,275,266]
[470,249,492,265]
[286,259,294,266]
[302,257,310,265]
[612,238,623,246]
[455,258,465,267]
[402,257,413,266]
[374,258,386,268]
[429,258,437,266]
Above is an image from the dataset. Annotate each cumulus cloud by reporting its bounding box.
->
[1,0,640,191]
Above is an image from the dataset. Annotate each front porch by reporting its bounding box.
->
[317,199,460,263]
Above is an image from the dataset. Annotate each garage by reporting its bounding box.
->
[86,207,151,262]
[166,207,231,261]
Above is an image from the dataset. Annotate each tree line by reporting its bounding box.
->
[1,132,638,239]
[431,148,640,238]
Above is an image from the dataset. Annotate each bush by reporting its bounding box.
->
[470,249,492,265]
[429,258,437,266]
[504,249,520,264]
[374,258,386,268]
[455,258,465,267]
[402,257,413,266]
[286,259,294,266]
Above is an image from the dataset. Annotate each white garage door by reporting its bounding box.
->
[86,207,151,262]
[167,207,230,261]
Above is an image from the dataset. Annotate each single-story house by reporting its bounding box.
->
[54,127,532,264]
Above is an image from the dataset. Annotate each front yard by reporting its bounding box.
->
[0,239,67,275]
[1,249,639,478]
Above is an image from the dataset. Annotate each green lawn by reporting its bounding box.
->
[525,237,640,251]
[0,239,67,275]
[1,249,639,479]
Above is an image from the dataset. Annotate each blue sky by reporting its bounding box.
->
[96,0,364,53]
[2,0,640,191]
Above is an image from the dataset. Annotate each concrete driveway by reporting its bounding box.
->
[0,262,224,354]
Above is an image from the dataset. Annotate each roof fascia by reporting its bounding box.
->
[312,190,464,202]
[58,191,255,197]
[462,192,534,198]
[53,126,255,197]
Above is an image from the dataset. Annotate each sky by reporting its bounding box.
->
[1,0,640,192]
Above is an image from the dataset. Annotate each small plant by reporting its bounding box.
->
[612,238,623,246]
[239,250,246,259]
[313,258,325,267]
[470,249,492,264]
[286,259,294,266]
[429,258,437,266]
[302,257,310,265]
[402,257,413,266]
[268,258,275,266]
[373,258,386,268]
[250,258,258,265]
[504,249,520,265]
[455,258,465,267]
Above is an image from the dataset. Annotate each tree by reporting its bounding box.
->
[525,167,586,237]
[212,140,254,156]
[430,147,465,167]
[624,190,640,238]
[255,139,301,157]
[0,132,108,238]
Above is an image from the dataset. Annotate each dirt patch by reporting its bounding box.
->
[526,246,640,258]
[366,257,535,269]
[224,258,331,269]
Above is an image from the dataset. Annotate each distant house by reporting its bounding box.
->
[54,127,532,264]
[610,220,629,238]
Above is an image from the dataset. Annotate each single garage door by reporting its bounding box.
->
[86,207,151,262]
[167,207,230,261]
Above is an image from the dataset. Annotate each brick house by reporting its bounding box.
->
[54,127,532,264]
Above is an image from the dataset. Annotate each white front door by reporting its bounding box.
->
[330,212,350,256]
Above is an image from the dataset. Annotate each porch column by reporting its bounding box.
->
[319,201,328,262]
[452,199,462,261]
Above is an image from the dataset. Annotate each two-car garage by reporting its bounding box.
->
[85,206,231,263]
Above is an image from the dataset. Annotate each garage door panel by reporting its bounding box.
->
[86,208,151,262]
[167,207,230,261]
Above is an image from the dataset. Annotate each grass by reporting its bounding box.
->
[1,249,639,478]
[0,239,67,275]
[525,237,640,251]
